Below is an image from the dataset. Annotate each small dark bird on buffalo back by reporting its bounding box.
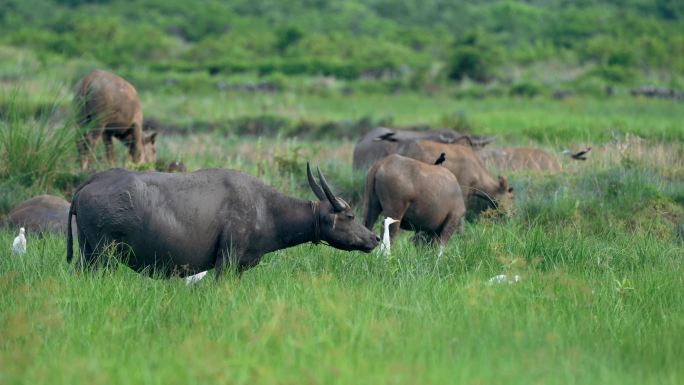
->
[434,152,446,165]
[563,147,592,161]
[374,132,398,142]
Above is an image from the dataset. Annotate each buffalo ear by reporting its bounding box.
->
[498,175,510,191]
[144,130,158,144]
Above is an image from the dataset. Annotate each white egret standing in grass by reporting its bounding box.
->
[380,217,399,256]
[184,271,207,286]
[12,227,27,255]
[487,274,521,285]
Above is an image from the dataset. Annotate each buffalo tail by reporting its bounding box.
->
[362,161,383,229]
[66,174,99,264]
[66,197,76,263]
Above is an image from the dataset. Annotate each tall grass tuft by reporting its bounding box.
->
[0,88,76,190]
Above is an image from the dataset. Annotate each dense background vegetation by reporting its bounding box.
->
[2,0,684,96]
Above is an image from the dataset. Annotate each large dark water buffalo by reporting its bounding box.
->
[67,165,379,276]
[352,127,494,171]
[7,195,76,237]
[75,69,157,169]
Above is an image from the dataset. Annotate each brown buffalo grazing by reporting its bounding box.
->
[396,140,514,212]
[74,69,157,169]
[479,148,561,172]
[352,127,494,171]
[363,154,466,248]
[6,195,76,237]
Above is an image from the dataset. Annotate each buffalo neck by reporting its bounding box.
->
[263,194,318,253]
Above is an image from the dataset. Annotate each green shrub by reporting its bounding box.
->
[449,46,497,83]
[586,65,638,84]
[607,48,636,68]
[275,26,304,53]
[570,74,611,97]
[509,81,541,97]
[0,91,77,189]
[448,30,501,83]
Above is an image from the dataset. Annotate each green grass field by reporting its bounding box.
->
[2,86,684,384]
[2,0,684,381]
[1,179,683,384]
[111,91,684,143]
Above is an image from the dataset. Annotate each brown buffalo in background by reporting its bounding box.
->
[395,140,514,213]
[74,69,157,169]
[352,127,494,171]
[6,195,76,238]
[362,154,466,248]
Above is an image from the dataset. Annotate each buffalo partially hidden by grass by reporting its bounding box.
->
[6,195,76,238]
[352,127,494,172]
[74,69,157,170]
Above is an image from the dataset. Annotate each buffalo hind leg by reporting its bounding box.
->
[75,239,96,272]
[363,189,383,230]
[77,128,103,170]
[214,248,262,278]
[214,248,244,278]
[437,215,464,254]
[102,133,116,166]
[380,201,410,242]
[412,231,436,247]
[78,236,121,272]
[238,255,262,273]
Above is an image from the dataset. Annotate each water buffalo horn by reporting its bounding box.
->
[306,162,326,201]
[316,166,344,212]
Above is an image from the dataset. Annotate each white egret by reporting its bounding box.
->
[379,217,399,256]
[184,271,207,286]
[12,227,27,255]
[487,274,521,285]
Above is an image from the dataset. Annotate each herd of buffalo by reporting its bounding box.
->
[4,69,589,278]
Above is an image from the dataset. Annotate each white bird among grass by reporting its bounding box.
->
[487,274,521,285]
[12,227,27,255]
[379,217,399,256]
[184,271,207,286]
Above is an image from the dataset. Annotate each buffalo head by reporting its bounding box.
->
[469,176,515,216]
[307,163,379,252]
[496,176,515,209]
